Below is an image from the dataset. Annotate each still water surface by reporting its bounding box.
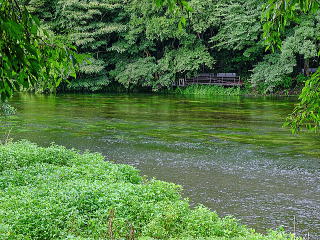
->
[1,94,319,238]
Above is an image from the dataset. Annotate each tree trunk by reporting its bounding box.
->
[304,58,310,76]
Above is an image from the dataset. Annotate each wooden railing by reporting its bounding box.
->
[175,73,243,87]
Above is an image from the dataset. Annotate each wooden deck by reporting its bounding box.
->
[175,73,243,87]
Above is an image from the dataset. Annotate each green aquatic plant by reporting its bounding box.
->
[0,102,16,116]
[174,85,242,96]
[0,141,299,239]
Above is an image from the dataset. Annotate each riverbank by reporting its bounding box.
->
[173,85,243,96]
[58,82,302,97]
[169,85,303,97]
[0,141,298,239]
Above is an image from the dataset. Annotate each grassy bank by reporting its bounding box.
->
[0,141,297,239]
[173,85,243,96]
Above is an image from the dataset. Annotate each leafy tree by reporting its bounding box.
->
[262,0,320,49]
[263,0,320,132]
[153,0,191,11]
[112,57,158,89]
[252,13,320,93]
[0,0,79,101]
[209,0,263,51]
[27,0,214,91]
[285,69,320,132]
[250,53,295,93]
[122,0,214,90]
[208,0,265,76]
[34,0,128,91]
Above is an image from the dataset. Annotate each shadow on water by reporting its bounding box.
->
[1,93,319,239]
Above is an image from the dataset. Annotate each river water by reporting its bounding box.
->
[1,93,319,238]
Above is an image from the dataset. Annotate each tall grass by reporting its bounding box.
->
[0,141,298,239]
[174,85,243,96]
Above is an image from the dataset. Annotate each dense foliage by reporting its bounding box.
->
[262,0,320,49]
[285,68,320,132]
[25,0,213,91]
[0,141,299,239]
[0,0,80,101]
[263,0,320,132]
[23,0,318,94]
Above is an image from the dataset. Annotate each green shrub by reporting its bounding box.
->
[295,74,308,85]
[250,53,295,93]
[0,141,298,239]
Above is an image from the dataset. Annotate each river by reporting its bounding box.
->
[1,93,319,239]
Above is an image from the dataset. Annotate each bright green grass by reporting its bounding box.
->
[0,141,298,239]
[174,85,243,96]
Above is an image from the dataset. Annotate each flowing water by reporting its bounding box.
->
[1,93,319,239]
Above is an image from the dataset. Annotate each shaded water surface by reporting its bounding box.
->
[1,94,319,238]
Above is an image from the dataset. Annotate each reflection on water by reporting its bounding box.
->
[1,93,319,239]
